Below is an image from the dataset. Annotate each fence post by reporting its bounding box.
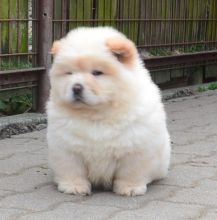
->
[37,1,53,112]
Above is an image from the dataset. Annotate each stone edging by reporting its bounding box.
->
[0,113,47,139]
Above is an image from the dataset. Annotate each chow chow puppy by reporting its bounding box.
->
[47,27,171,196]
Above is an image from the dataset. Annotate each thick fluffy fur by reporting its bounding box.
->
[47,27,171,196]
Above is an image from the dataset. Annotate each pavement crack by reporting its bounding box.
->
[193,207,210,220]
[0,153,15,160]
[159,199,217,209]
[103,200,153,220]
[0,182,53,202]
[15,198,108,220]
[0,164,48,179]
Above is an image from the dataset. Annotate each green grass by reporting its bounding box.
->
[207,82,217,90]
[198,86,207,93]
[198,82,217,93]
[0,60,32,71]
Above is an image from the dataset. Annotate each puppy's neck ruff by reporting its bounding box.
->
[48,92,139,123]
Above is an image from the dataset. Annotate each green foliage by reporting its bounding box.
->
[207,82,217,90]
[0,60,32,71]
[198,82,217,93]
[149,48,173,57]
[198,86,207,92]
[0,94,32,115]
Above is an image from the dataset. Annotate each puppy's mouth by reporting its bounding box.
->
[73,95,89,105]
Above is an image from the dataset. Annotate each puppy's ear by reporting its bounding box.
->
[106,37,137,66]
[50,40,63,56]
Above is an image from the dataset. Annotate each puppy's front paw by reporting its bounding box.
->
[113,181,147,196]
[57,180,91,196]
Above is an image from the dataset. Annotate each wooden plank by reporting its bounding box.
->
[18,0,28,66]
[53,0,62,40]
[155,0,162,46]
[128,0,139,43]
[61,0,68,35]
[96,0,117,27]
[69,0,93,30]
[31,0,37,66]
[0,0,9,70]
[207,0,217,50]
[83,0,93,25]
[138,0,147,46]
[9,0,18,69]
[119,0,130,36]
[69,0,77,30]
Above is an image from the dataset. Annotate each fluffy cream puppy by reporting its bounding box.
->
[47,27,171,196]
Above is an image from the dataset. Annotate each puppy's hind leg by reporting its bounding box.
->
[49,149,91,195]
[113,153,151,196]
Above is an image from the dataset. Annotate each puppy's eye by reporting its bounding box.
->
[65,72,72,75]
[92,70,104,76]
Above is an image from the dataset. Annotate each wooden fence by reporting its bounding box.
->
[0,0,217,112]
[0,0,29,70]
[53,0,217,53]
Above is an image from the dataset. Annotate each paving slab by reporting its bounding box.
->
[0,90,217,220]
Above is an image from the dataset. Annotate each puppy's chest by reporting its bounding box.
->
[61,119,148,157]
[64,119,124,143]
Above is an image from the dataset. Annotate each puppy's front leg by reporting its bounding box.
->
[113,153,151,196]
[49,149,91,195]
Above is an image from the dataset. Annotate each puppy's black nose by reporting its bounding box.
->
[73,83,83,96]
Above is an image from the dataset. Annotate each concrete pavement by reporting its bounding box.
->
[0,90,217,220]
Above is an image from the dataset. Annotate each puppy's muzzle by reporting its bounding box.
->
[73,83,84,100]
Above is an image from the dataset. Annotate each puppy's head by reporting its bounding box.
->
[49,27,140,111]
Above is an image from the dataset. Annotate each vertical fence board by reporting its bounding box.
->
[18,0,28,66]
[118,0,129,35]
[207,0,217,49]
[96,0,117,27]
[69,0,77,30]
[31,0,37,66]
[170,0,184,80]
[197,0,207,51]
[128,0,139,43]
[139,0,148,46]
[53,0,62,40]
[83,0,93,26]
[0,0,9,70]
[9,0,18,68]
[69,0,93,30]
[76,0,84,21]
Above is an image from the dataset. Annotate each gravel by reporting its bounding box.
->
[0,113,47,139]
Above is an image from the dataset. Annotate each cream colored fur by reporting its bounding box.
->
[47,27,171,196]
